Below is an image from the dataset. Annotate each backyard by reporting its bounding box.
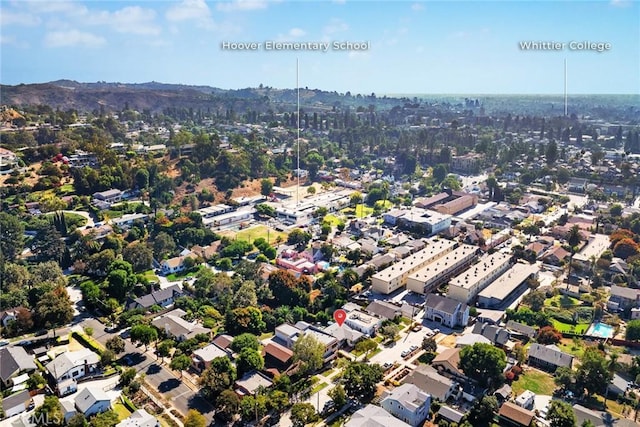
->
[512,369,556,396]
[220,224,288,246]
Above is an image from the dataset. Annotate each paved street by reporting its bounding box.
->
[80,317,215,424]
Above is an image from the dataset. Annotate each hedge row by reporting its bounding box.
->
[71,331,104,355]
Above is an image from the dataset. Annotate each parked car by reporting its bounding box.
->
[0,339,9,347]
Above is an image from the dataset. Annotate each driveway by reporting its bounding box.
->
[80,317,215,423]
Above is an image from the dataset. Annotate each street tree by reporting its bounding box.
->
[199,356,237,400]
[355,338,378,361]
[184,410,206,427]
[0,212,24,262]
[130,324,158,350]
[547,400,577,427]
[215,389,240,422]
[290,403,319,427]
[342,362,384,402]
[170,354,191,378]
[328,384,347,408]
[106,336,125,354]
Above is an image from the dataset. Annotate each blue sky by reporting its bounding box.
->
[1,0,638,94]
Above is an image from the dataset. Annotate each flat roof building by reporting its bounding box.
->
[371,238,457,294]
[448,252,512,304]
[406,244,478,295]
[477,262,539,309]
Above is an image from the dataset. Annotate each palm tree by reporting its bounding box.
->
[566,225,582,286]
[604,353,619,407]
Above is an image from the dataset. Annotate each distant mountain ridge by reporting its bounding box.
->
[0,80,386,114]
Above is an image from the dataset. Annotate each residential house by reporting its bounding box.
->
[432,348,467,380]
[190,243,221,261]
[274,322,339,364]
[499,401,535,427]
[515,390,535,409]
[93,189,123,204]
[191,344,229,373]
[345,404,411,427]
[151,309,210,342]
[126,284,183,310]
[234,371,273,396]
[527,343,574,372]
[46,348,100,396]
[541,246,571,266]
[322,322,364,348]
[607,374,630,397]
[74,387,112,417]
[608,285,640,311]
[0,308,19,328]
[342,307,382,337]
[505,321,536,339]
[494,384,512,403]
[160,255,195,275]
[0,347,37,388]
[455,334,491,347]
[0,390,33,418]
[423,294,469,328]
[262,342,294,373]
[437,406,465,425]
[403,366,459,402]
[116,409,160,427]
[471,322,510,347]
[380,383,431,427]
[366,301,402,321]
[212,334,233,351]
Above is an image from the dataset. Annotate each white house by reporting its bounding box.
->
[423,294,469,328]
[380,383,431,427]
[46,348,100,396]
[0,390,33,418]
[116,409,160,427]
[74,387,112,417]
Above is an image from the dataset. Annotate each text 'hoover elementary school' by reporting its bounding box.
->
[220,41,371,52]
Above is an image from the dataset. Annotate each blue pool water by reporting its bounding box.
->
[587,322,615,339]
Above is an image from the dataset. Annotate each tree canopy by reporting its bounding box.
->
[459,342,507,388]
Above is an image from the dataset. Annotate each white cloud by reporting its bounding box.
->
[289,28,306,38]
[610,0,631,7]
[411,3,425,11]
[323,18,349,35]
[0,35,28,48]
[216,0,269,12]
[44,29,106,47]
[1,11,41,26]
[166,0,215,29]
[111,6,161,35]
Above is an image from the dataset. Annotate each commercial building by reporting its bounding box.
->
[406,244,478,295]
[447,252,512,304]
[477,263,539,309]
[370,238,457,294]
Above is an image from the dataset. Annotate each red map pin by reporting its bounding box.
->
[334,309,347,327]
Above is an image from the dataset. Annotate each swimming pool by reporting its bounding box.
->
[587,322,615,339]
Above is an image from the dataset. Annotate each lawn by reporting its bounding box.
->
[324,214,344,227]
[222,224,288,246]
[141,269,159,283]
[58,183,75,195]
[113,402,132,421]
[165,266,203,281]
[545,295,582,308]
[551,319,590,335]
[556,338,587,359]
[512,370,556,396]
[340,204,374,218]
[311,381,329,394]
